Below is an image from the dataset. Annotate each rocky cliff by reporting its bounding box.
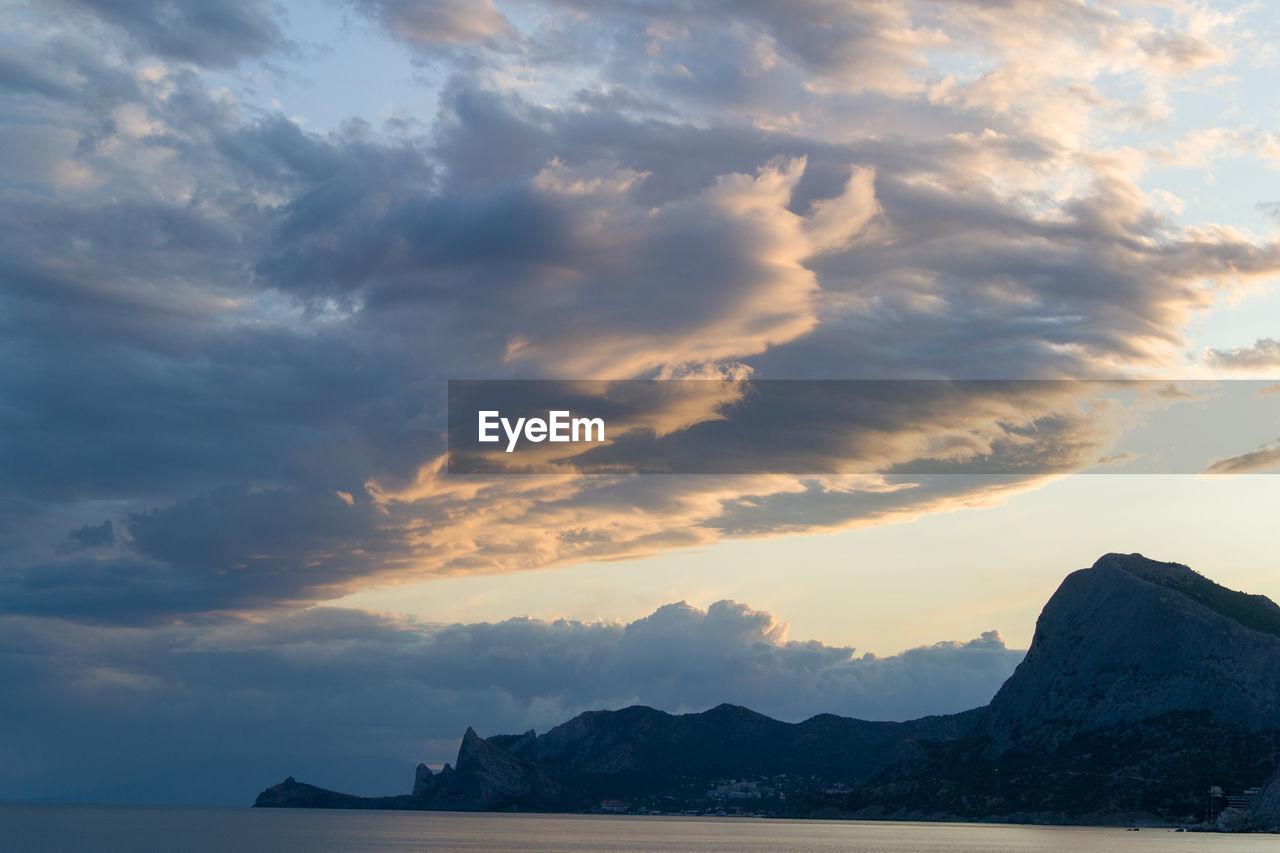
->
[425,727,577,811]
[978,553,1280,753]
[255,727,578,812]
[1250,762,1280,829]
[253,777,383,809]
[825,553,1280,823]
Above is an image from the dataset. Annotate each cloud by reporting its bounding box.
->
[348,0,513,47]
[47,0,287,67]
[1205,338,1280,371]
[1202,439,1280,475]
[259,154,880,378]
[68,519,113,548]
[426,85,1280,379]
[0,0,1277,627]
[0,601,1024,804]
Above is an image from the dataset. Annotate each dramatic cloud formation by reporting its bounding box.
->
[0,600,1024,805]
[3,39,1274,623]
[1,0,1276,624]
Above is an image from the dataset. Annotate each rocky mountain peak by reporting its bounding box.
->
[978,553,1280,753]
[1093,551,1195,581]
[1094,552,1280,639]
[412,763,433,798]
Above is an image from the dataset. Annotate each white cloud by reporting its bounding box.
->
[1205,338,1280,372]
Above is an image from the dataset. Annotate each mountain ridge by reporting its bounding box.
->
[255,552,1280,827]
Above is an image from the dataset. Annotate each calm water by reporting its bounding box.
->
[3,805,1278,853]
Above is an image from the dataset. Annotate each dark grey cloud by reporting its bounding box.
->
[0,50,80,101]
[0,601,1023,804]
[1,486,408,623]
[68,519,113,548]
[49,0,287,67]
[0,59,442,517]
[0,45,447,618]
[0,558,221,623]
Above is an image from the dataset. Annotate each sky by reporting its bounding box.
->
[2,0,1280,807]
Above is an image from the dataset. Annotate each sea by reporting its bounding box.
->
[3,805,1278,853]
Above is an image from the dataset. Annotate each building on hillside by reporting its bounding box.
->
[1207,785,1259,822]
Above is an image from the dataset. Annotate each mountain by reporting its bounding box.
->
[255,553,1280,825]
[826,554,1280,823]
[255,707,980,812]
[978,553,1280,752]
[424,727,578,811]
[255,727,578,811]
[488,702,979,796]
